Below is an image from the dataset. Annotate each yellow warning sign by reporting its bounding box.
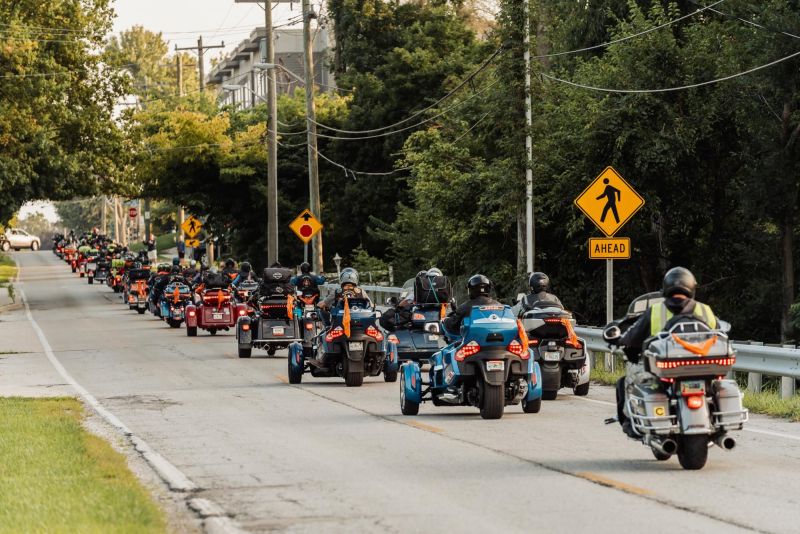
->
[181,215,203,238]
[589,237,631,260]
[574,167,644,237]
[289,209,323,244]
[185,238,201,248]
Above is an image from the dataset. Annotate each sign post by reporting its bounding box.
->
[575,167,644,371]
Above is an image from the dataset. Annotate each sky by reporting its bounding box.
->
[111,0,307,68]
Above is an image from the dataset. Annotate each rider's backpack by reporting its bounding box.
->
[414,272,451,304]
[262,267,292,283]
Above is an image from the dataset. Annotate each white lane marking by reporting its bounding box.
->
[574,392,800,442]
[13,255,249,533]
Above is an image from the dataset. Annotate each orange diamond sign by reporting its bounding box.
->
[289,209,323,244]
[575,167,644,237]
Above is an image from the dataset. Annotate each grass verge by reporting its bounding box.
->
[128,233,176,254]
[742,389,800,422]
[0,397,166,533]
[0,252,17,302]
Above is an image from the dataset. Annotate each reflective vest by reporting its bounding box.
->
[650,301,716,336]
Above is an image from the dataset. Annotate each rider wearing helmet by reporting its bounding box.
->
[290,262,326,300]
[614,267,718,436]
[519,272,563,312]
[222,258,238,279]
[381,267,444,331]
[232,261,258,287]
[319,267,371,312]
[443,274,500,334]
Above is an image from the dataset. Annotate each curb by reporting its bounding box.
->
[14,254,247,533]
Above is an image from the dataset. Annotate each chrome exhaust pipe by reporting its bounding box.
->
[650,438,678,456]
[715,435,736,450]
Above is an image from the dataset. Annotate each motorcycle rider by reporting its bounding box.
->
[613,267,718,436]
[232,261,258,287]
[291,262,325,299]
[222,258,238,279]
[381,267,443,331]
[519,272,563,312]
[319,268,371,323]
[443,274,500,334]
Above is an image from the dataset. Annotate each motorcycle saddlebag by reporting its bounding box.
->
[262,267,293,283]
[414,273,451,304]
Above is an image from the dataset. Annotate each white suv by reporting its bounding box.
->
[2,229,40,251]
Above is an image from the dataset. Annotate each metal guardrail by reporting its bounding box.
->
[320,283,404,305]
[575,327,800,382]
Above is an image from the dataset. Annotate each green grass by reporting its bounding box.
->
[743,389,800,422]
[590,353,625,386]
[0,397,166,533]
[128,233,176,254]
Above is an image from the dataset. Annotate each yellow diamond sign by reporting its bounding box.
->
[575,167,644,237]
[289,209,323,244]
[181,215,203,238]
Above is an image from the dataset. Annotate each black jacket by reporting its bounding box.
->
[443,295,499,334]
[619,296,715,363]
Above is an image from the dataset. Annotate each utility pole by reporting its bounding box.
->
[523,0,534,274]
[175,53,196,97]
[302,0,323,272]
[175,36,224,94]
[265,2,279,266]
[101,196,107,235]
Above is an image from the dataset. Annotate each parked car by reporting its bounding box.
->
[2,229,41,251]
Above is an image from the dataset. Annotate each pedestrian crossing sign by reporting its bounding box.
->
[181,215,202,239]
[574,167,644,237]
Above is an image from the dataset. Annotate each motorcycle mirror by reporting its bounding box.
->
[603,325,621,343]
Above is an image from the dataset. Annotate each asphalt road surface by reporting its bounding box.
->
[6,251,800,533]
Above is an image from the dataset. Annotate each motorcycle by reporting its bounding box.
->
[287,296,399,386]
[603,293,748,470]
[107,258,125,293]
[237,292,302,358]
[124,268,151,314]
[158,282,192,328]
[519,304,590,399]
[84,251,100,284]
[400,303,543,419]
[185,286,247,337]
[385,299,447,364]
[296,293,324,360]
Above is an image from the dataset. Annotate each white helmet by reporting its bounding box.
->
[339,267,359,286]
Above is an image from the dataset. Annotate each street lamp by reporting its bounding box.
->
[333,253,342,279]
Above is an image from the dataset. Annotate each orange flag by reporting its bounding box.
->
[517,319,530,348]
[173,286,180,304]
[440,304,447,320]
[343,296,352,338]
[286,294,295,319]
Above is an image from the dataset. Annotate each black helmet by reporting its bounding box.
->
[300,262,311,274]
[241,261,251,273]
[172,256,180,266]
[171,265,181,274]
[225,258,236,268]
[662,267,697,298]
[467,274,492,299]
[529,272,550,293]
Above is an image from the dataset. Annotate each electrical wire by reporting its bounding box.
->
[533,0,725,61]
[541,48,800,94]
[309,47,504,135]
[309,144,411,179]
[691,1,800,40]
[313,76,501,141]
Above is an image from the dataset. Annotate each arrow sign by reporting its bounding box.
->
[289,209,323,244]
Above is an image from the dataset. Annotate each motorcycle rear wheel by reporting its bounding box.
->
[186,326,197,337]
[479,381,504,420]
[542,389,558,401]
[238,347,252,358]
[573,382,590,396]
[88,277,93,285]
[343,357,364,387]
[522,397,541,413]
[678,435,708,470]
[137,308,146,315]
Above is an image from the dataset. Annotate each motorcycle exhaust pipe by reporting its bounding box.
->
[714,434,736,450]
[650,438,678,456]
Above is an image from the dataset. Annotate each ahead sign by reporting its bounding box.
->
[589,237,631,260]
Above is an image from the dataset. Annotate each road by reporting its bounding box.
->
[5,251,800,533]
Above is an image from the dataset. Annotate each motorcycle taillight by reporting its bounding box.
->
[507,339,529,359]
[366,325,384,342]
[455,340,480,361]
[325,327,344,342]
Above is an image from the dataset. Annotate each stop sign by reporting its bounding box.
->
[129,207,138,219]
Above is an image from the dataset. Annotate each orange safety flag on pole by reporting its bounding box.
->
[440,304,447,320]
[217,289,224,308]
[562,318,581,348]
[286,294,295,319]
[517,319,530,348]
[173,286,180,304]
[343,296,352,338]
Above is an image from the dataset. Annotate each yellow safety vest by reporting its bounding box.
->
[650,301,716,336]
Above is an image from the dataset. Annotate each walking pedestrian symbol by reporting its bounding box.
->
[181,215,203,239]
[574,167,644,237]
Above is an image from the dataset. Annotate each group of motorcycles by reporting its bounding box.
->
[50,235,747,470]
[54,233,128,291]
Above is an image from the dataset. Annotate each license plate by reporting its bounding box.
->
[87,263,97,270]
[681,380,706,395]
[212,313,223,320]
[174,312,183,318]
[486,360,505,371]
[348,341,362,351]
[543,351,561,361]
[272,327,285,336]
[427,334,439,341]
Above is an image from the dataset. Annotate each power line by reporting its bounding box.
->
[310,47,504,135]
[541,49,800,94]
[692,1,800,40]
[534,0,726,61]
[313,76,501,141]
[309,144,411,179]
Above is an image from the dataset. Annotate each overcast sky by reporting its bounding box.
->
[111,0,306,64]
